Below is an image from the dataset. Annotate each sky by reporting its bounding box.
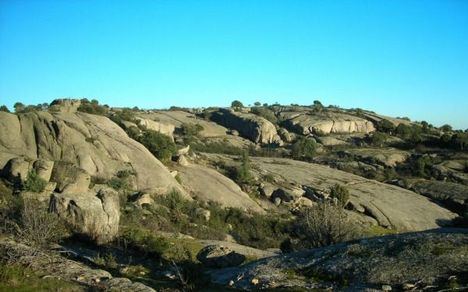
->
[0,0,467,129]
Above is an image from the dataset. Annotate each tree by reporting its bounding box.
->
[14,102,25,113]
[291,137,317,160]
[254,101,261,106]
[231,100,244,111]
[420,121,429,133]
[236,150,253,185]
[312,100,324,112]
[0,105,10,112]
[440,124,453,132]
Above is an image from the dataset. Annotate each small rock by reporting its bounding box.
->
[195,207,211,221]
[135,193,154,207]
[251,278,259,285]
[177,145,190,156]
[274,197,282,206]
[177,155,190,166]
[197,245,246,268]
[228,129,239,136]
[382,284,392,291]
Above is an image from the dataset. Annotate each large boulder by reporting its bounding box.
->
[50,161,91,194]
[138,110,228,138]
[176,164,264,213]
[281,111,375,135]
[1,157,32,183]
[197,245,246,268]
[0,109,186,196]
[49,187,120,244]
[210,109,283,145]
[135,117,175,140]
[49,99,82,113]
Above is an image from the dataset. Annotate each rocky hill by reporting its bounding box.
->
[0,98,466,291]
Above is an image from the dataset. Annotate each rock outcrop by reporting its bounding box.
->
[0,238,155,291]
[0,109,185,195]
[135,117,175,140]
[410,180,468,213]
[280,111,375,135]
[49,187,120,244]
[210,109,283,145]
[175,164,264,213]
[139,110,228,137]
[202,154,457,231]
[209,230,468,290]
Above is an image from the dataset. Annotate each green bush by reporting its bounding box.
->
[329,184,350,207]
[109,108,137,125]
[137,130,176,163]
[23,170,47,193]
[368,132,388,147]
[77,98,108,115]
[251,107,277,124]
[291,137,317,160]
[376,119,395,133]
[180,123,204,137]
[235,151,254,185]
[0,105,9,112]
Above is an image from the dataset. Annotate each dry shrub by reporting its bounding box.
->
[13,198,69,247]
[284,202,356,251]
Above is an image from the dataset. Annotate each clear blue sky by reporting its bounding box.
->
[1,0,467,129]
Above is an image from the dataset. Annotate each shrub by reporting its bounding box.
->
[287,202,355,250]
[368,132,388,147]
[0,105,9,112]
[93,253,118,270]
[251,107,277,124]
[376,119,395,134]
[121,228,170,257]
[180,123,203,137]
[329,184,350,207]
[14,198,68,247]
[137,130,176,163]
[109,108,136,125]
[411,156,433,177]
[291,137,317,160]
[23,170,47,193]
[77,98,108,115]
